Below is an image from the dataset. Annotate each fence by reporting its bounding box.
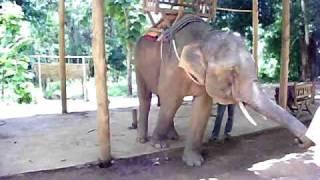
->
[30,55,92,101]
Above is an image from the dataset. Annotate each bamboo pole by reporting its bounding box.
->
[252,0,259,74]
[59,0,67,113]
[279,0,290,108]
[92,0,111,164]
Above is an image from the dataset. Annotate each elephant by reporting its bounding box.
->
[134,15,314,166]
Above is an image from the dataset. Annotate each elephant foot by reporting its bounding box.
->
[136,136,148,144]
[166,127,179,140]
[151,135,169,149]
[128,123,137,130]
[182,149,204,167]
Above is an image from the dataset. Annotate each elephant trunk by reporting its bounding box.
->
[242,82,314,148]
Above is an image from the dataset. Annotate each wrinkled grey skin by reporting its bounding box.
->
[134,21,313,166]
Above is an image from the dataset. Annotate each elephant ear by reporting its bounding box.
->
[178,43,206,85]
[205,64,241,104]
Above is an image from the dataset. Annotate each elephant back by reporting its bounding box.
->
[161,14,205,42]
[163,15,211,60]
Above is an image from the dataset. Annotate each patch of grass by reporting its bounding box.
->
[108,83,128,97]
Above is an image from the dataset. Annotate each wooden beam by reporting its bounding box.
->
[279,0,290,108]
[147,12,156,26]
[59,0,67,113]
[216,7,252,13]
[92,0,111,164]
[252,0,259,74]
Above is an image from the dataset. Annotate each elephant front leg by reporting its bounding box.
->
[183,94,212,166]
[151,96,183,148]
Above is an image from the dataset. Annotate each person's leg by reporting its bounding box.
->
[211,104,226,139]
[224,104,235,137]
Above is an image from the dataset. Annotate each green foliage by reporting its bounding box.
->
[20,0,59,55]
[108,45,126,82]
[259,0,303,82]
[65,0,92,55]
[106,1,146,95]
[106,0,147,45]
[0,2,33,103]
[108,82,128,97]
[44,82,61,99]
[212,0,306,82]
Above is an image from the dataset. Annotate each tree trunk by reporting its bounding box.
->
[126,42,133,96]
[1,80,4,101]
[124,9,133,96]
[252,0,259,75]
[300,0,310,81]
[300,37,308,81]
[279,0,290,108]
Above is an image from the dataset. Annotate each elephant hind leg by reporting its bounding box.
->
[166,124,179,140]
[136,73,152,143]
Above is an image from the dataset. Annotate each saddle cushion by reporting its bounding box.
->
[143,32,159,41]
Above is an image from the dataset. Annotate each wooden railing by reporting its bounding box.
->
[275,82,315,115]
[30,55,92,101]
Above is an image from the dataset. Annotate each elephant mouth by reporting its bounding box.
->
[188,73,202,85]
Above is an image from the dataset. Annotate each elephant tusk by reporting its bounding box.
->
[239,102,257,126]
[172,39,181,61]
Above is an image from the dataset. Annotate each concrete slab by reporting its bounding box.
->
[0,85,318,177]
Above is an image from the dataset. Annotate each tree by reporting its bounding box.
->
[0,2,32,103]
[106,0,146,96]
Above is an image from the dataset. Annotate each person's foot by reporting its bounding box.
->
[209,136,220,143]
[223,133,231,141]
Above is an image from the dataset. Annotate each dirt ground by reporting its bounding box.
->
[2,126,320,180]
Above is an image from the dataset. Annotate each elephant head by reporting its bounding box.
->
[178,30,314,147]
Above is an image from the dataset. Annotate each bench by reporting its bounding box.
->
[275,82,315,115]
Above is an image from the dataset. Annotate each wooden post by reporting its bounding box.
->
[59,0,67,113]
[279,0,290,108]
[211,0,218,22]
[252,0,259,74]
[173,0,184,24]
[92,0,111,163]
[82,57,88,101]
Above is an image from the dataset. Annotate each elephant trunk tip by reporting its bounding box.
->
[295,135,315,149]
